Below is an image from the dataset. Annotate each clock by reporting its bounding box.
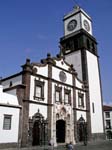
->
[83,20,90,31]
[67,19,77,31]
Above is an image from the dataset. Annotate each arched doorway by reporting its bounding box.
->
[56,120,66,143]
[29,110,48,146]
[32,121,40,145]
[77,116,87,142]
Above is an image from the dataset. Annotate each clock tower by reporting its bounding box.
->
[60,6,104,140]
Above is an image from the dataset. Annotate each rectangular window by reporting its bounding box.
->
[64,89,71,104]
[34,80,44,101]
[105,112,110,118]
[106,120,111,129]
[92,102,95,113]
[78,93,84,107]
[65,93,69,104]
[3,115,12,130]
[35,86,42,97]
[56,91,60,102]
[55,86,62,103]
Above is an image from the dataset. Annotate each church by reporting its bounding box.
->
[0,6,104,148]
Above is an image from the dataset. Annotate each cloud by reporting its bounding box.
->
[36,34,48,40]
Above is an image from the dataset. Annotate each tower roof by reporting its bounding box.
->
[64,5,91,21]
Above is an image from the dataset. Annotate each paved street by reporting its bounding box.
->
[1,140,112,150]
[74,140,112,150]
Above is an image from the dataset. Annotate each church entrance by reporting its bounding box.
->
[56,120,66,143]
[77,116,87,143]
[29,110,48,146]
[32,121,40,145]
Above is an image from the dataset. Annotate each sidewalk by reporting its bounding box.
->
[1,140,112,150]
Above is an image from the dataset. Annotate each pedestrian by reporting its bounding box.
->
[67,142,73,150]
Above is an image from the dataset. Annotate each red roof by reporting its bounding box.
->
[103,105,112,111]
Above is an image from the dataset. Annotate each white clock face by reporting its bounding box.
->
[83,20,90,31]
[67,19,77,31]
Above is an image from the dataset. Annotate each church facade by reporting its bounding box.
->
[0,6,104,148]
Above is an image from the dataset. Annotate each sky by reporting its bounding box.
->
[0,0,112,104]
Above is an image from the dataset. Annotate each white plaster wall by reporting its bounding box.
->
[0,107,20,143]
[75,78,83,89]
[0,86,18,106]
[77,111,87,122]
[34,65,48,77]
[5,89,17,96]
[30,76,48,103]
[65,50,82,80]
[52,67,72,85]
[86,51,103,133]
[2,75,22,89]
[55,60,69,71]
[29,103,47,119]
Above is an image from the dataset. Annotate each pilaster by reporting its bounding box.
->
[84,81,92,141]
[21,59,32,147]
[47,54,53,142]
[71,65,77,143]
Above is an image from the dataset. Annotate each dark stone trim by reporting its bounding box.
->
[55,85,62,103]
[34,79,45,99]
[63,9,92,21]
[72,74,77,142]
[2,72,22,81]
[75,87,86,92]
[84,82,92,141]
[31,74,85,92]
[3,84,26,92]
[21,59,32,147]
[73,107,88,112]
[23,99,53,106]
[60,29,97,44]
[0,103,22,109]
[81,49,88,81]
[16,86,25,148]
[47,64,52,141]
[64,88,71,104]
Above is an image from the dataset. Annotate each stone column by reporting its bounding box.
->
[71,65,77,143]
[47,54,53,143]
[16,85,26,147]
[84,82,92,141]
[21,59,32,147]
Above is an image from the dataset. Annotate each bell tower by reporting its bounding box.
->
[60,6,104,140]
[60,6,98,81]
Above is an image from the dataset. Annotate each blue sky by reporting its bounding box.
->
[0,0,112,104]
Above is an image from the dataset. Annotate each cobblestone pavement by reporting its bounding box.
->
[1,140,112,150]
[74,140,112,150]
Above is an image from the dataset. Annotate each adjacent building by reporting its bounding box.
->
[0,82,21,148]
[103,105,112,139]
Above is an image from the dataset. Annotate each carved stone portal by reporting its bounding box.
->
[28,110,48,146]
